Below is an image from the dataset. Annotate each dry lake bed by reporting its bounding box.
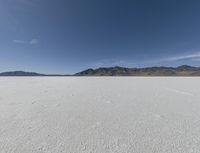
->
[0,77,200,153]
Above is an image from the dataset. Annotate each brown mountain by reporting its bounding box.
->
[75,65,200,76]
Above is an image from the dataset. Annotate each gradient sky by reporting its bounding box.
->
[1,0,200,74]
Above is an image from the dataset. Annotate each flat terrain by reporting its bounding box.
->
[0,77,200,153]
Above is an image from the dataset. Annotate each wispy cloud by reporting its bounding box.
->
[92,52,200,69]
[143,52,200,64]
[29,39,39,45]
[165,52,200,61]
[13,38,39,45]
[13,39,26,44]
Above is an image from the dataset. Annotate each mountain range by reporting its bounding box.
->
[0,71,69,76]
[0,71,46,76]
[1,65,200,76]
[75,65,200,76]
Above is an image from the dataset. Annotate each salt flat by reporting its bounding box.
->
[0,77,200,153]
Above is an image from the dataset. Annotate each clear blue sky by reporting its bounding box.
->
[1,0,200,74]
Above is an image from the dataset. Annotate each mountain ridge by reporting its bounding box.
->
[75,65,200,76]
[0,71,46,76]
[0,71,70,76]
[1,65,200,76]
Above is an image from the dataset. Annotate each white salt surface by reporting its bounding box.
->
[0,77,200,153]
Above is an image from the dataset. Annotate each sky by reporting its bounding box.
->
[1,0,200,74]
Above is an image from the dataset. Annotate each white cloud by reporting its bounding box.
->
[13,38,39,45]
[13,39,26,44]
[165,52,200,61]
[29,39,38,45]
[141,52,200,66]
[92,52,200,69]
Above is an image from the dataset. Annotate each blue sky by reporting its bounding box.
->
[1,0,200,74]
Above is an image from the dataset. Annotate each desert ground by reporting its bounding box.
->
[0,77,200,153]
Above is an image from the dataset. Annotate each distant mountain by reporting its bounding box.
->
[1,65,200,76]
[75,65,200,76]
[0,71,72,76]
[0,71,46,76]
